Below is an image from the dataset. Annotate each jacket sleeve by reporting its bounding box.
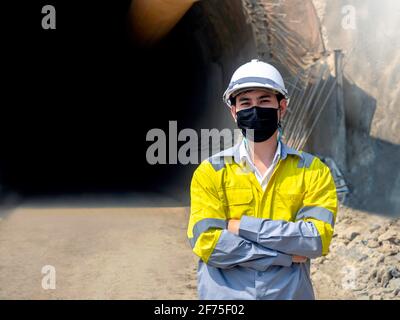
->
[187,161,292,270]
[238,157,338,259]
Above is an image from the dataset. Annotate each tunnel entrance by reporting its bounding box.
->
[2,0,253,204]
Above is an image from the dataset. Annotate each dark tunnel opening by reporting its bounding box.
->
[2,0,254,205]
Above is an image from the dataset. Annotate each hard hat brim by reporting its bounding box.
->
[223,83,287,107]
[231,86,279,99]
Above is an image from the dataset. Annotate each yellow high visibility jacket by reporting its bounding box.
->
[187,141,338,300]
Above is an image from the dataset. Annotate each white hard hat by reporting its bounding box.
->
[223,59,288,107]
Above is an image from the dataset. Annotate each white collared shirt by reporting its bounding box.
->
[238,138,282,191]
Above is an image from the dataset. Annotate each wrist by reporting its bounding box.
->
[228,219,240,235]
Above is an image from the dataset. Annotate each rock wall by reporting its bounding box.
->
[311,0,400,216]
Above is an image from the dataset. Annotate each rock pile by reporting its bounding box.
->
[311,205,400,300]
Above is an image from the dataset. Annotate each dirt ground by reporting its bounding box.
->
[0,195,398,300]
[0,194,198,299]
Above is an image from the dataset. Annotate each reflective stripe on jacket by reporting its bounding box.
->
[187,141,338,300]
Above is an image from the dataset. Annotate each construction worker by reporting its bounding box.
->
[187,59,338,300]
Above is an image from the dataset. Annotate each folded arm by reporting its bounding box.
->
[232,159,338,259]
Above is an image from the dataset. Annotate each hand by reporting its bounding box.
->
[227,219,240,235]
[292,255,307,263]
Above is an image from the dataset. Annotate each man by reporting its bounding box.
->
[187,59,338,300]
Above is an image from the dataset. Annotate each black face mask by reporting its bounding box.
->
[236,106,279,142]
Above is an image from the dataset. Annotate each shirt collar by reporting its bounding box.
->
[232,138,302,165]
[235,138,281,166]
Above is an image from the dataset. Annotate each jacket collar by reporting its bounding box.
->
[209,139,303,165]
[231,140,302,164]
[280,142,302,160]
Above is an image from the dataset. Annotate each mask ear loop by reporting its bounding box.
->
[277,105,283,143]
[243,135,248,152]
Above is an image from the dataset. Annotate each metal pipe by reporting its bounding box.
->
[298,79,337,149]
[292,64,329,149]
[290,64,327,148]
